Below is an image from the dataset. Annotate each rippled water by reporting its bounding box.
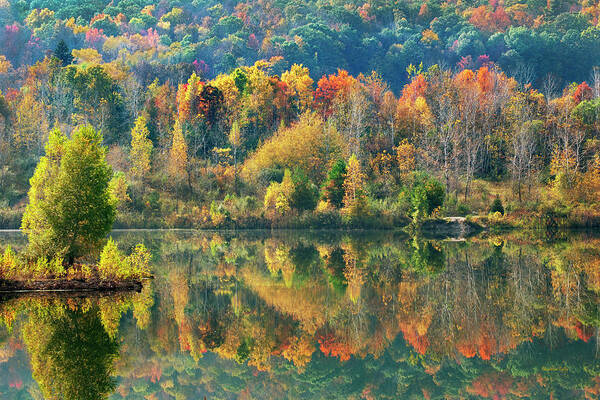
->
[0,230,599,399]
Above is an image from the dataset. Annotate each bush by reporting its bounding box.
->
[99,238,151,280]
[0,245,66,280]
[98,238,125,279]
[264,169,293,215]
[0,246,19,278]
[342,195,375,227]
[407,172,445,223]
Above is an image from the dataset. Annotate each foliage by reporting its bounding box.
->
[243,113,344,184]
[264,169,294,215]
[322,159,347,208]
[3,1,600,230]
[129,115,153,179]
[98,237,151,280]
[408,173,445,224]
[341,154,371,224]
[21,126,116,262]
[490,196,504,216]
[289,169,319,212]
[168,119,188,180]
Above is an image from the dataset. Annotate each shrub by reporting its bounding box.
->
[98,238,125,279]
[99,238,151,280]
[48,257,66,278]
[264,169,294,215]
[125,244,151,279]
[342,195,373,227]
[0,246,19,278]
[408,173,445,223]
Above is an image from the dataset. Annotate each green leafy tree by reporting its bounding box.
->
[409,173,445,224]
[21,125,116,262]
[290,169,319,211]
[322,159,347,208]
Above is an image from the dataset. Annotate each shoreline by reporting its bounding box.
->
[0,277,147,294]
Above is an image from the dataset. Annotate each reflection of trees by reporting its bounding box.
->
[107,232,598,399]
[0,289,153,399]
[23,305,118,400]
[2,231,600,399]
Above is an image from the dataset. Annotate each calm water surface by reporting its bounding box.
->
[0,230,599,399]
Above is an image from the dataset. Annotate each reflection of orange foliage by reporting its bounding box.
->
[281,334,315,370]
[397,278,432,354]
[149,363,162,383]
[457,339,478,358]
[318,333,352,361]
[584,377,600,399]
[467,372,513,399]
[399,322,430,355]
[422,388,431,400]
[478,325,497,360]
[575,321,594,343]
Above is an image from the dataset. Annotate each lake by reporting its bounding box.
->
[0,230,599,399]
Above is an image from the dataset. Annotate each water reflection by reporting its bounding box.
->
[0,231,599,399]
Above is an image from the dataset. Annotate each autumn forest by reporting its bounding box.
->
[0,0,600,229]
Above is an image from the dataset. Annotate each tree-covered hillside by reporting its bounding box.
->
[1,0,600,230]
[2,0,600,90]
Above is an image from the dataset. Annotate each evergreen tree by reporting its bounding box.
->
[54,40,73,66]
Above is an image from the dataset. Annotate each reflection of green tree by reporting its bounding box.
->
[410,237,445,274]
[323,247,347,294]
[23,306,118,400]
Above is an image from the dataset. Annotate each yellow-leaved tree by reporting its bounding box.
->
[281,64,314,113]
[264,169,294,216]
[229,120,242,192]
[168,119,188,180]
[242,112,345,183]
[342,154,370,223]
[395,139,417,175]
[129,116,153,179]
